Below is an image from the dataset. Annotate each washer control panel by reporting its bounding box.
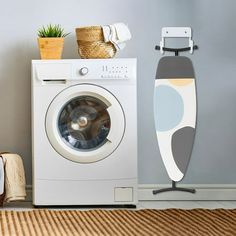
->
[33,59,136,83]
[73,59,136,80]
[100,65,129,79]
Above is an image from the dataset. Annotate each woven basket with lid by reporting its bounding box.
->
[76,26,116,59]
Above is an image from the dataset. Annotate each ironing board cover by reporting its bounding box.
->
[154,56,196,182]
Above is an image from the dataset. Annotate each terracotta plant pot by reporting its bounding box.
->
[38,38,64,59]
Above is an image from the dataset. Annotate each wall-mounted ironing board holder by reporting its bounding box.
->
[159,27,195,54]
[153,27,198,195]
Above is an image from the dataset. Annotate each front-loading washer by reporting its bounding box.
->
[31,59,137,206]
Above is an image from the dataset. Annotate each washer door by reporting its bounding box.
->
[46,84,125,163]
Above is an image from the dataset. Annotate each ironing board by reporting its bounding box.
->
[153,27,197,194]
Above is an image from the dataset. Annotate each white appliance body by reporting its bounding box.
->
[32,59,137,206]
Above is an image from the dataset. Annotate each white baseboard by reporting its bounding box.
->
[138,184,236,201]
[26,184,236,202]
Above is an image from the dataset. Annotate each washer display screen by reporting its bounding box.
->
[58,96,111,151]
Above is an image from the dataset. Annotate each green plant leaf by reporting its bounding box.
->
[37,24,70,38]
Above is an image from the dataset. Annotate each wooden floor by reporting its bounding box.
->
[2,201,236,211]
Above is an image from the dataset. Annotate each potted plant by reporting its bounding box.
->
[37,24,70,59]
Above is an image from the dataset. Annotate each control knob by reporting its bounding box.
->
[79,67,89,76]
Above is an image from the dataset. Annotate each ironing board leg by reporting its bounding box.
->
[153,181,196,195]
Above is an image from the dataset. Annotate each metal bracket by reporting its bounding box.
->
[160,27,194,54]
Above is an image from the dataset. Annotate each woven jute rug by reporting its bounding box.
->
[0,209,236,236]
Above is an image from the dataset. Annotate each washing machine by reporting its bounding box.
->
[31,58,137,206]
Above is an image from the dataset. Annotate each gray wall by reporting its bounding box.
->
[0,0,236,185]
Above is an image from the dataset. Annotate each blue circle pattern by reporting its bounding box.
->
[154,85,184,132]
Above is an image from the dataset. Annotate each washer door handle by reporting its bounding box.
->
[106,105,125,144]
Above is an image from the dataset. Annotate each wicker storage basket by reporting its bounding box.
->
[75,26,116,59]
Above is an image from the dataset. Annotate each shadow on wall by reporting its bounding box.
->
[63,34,80,59]
[0,40,38,184]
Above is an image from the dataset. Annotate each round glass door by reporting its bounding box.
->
[58,96,111,151]
[46,84,125,163]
